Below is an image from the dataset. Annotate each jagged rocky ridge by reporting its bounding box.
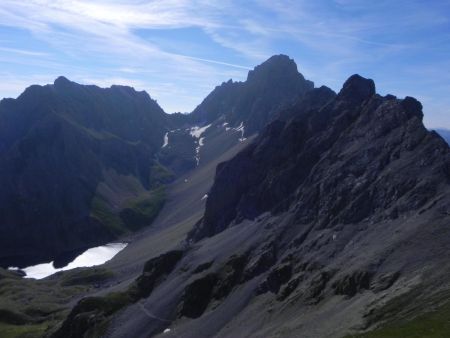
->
[195,75,449,240]
[57,74,450,337]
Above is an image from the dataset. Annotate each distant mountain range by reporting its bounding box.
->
[0,55,449,338]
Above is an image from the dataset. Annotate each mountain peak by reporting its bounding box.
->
[262,54,295,66]
[54,76,74,88]
[247,54,302,82]
[338,74,375,102]
[401,96,423,120]
[190,55,314,134]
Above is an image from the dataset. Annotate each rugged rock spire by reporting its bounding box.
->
[338,74,375,102]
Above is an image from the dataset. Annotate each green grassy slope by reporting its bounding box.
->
[0,267,117,337]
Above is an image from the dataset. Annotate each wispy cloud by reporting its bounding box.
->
[0,47,48,56]
[174,54,252,70]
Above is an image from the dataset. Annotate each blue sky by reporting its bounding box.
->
[0,0,449,128]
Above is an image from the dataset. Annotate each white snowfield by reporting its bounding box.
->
[234,121,247,142]
[162,132,169,148]
[222,121,246,138]
[223,121,231,131]
[190,124,212,165]
[9,243,128,279]
[190,124,212,138]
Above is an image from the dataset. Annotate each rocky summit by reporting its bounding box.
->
[0,55,449,338]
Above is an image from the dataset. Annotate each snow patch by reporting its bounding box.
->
[235,122,244,132]
[234,122,246,142]
[195,146,201,165]
[190,124,211,138]
[161,132,169,148]
[9,243,127,279]
[163,328,171,334]
[162,128,181,148]
[201,194,208,200]
[190,124,211,166]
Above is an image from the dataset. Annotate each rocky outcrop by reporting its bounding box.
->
[178,273,219,318]
[212,254,247,299]
[333,270,373,297]
[177,254,248,318]
[370,271,401,292]
[134,250,184,298]
[257,263,293,294]
[242,244,277,281]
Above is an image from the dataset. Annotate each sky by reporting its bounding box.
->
[0,0,449,129]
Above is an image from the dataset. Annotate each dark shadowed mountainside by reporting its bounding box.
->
[0,77,175,267]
